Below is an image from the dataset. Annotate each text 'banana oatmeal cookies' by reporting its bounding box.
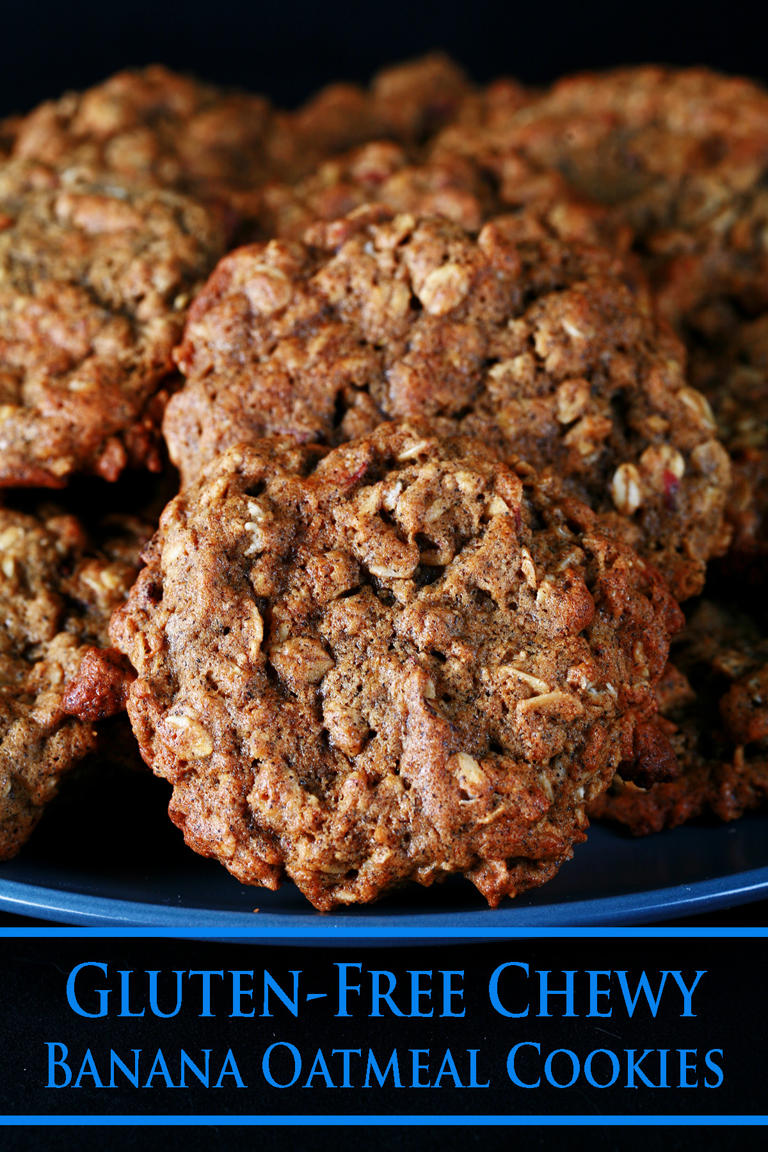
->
[111,422,682,910]
[0,503,146,859]
[167,207,731,600]
[0,161,229,487]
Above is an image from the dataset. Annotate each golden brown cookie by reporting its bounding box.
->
[10,65,276,215]
[255,136,626,249]
[0,161,228,486]
[256,141,493,240]
[111,421,681,910]
[274,54,479,180]
[0,502,147,859]
[167,208,730,599]
[438,66,768,557]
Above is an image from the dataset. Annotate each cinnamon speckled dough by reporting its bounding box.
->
[257,142,494,240]
[590,598,768,835]
[9,65,277,214]
[445,66,768,274]
[0,161,228,486]
[471,68,768,193]
[0,503,146,858]
[256,138,626,247]
[167,208,730,600]
[111,421,681,910]
[438,66,768,554]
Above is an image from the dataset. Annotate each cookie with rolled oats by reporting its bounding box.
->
[256,141,493,240]
[168,208,730,599]
[437,66,768,557]
[441,66,768,256]
[0,502,146,858]
[10,65,276,214]
[0,160,228,486]
[111,420,681,909]
[256,136,626,248]
[688,316,768,563]
[275,53,479,180]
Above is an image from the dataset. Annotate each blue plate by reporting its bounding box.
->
[1,770,767,931]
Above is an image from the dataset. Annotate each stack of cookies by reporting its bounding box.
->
[1,57,766,910]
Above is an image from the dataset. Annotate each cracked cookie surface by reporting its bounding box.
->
[0,161,228,486]
[9,66,277,216]
[168,208,730,599]
[275,54,479,180]
[439,66,768,556]
[111,421,680,909]
[255,137,626,248]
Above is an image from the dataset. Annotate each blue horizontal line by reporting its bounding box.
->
[1,1115,766,1127]
[1,927,768,939]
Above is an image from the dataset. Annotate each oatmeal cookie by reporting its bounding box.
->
[9,66,277,216]
[454,67,768,233]
[168,208,730,599]
[257,142,493,240]
[0,161,228,486]
[438,66,768,554]
[590,597,768,834]
[256,137,626,248]
[0,502,146,858]
[689,316,768,562]
[275,54,479,180]
[111,421,680,909]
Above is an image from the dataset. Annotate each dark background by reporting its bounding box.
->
[1,0,767,116]
[0,938,763,1129]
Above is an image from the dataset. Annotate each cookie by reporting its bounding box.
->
[369,53,480,143]
[110,421,680,909]
[440,66,768,556]
[0,502,146,859]
[590,597,768,834]
[0,161,228,486]
[689,316,768,563]
[9,66,277,216]
[256,137,626,249]
[167,208,730,599]
[275,54,478,180]
[257,141,493,241]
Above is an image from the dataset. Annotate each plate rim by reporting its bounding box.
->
[2,864,768,934]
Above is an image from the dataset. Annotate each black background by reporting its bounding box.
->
[0,936,764,1148]
[1,0,767,116]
